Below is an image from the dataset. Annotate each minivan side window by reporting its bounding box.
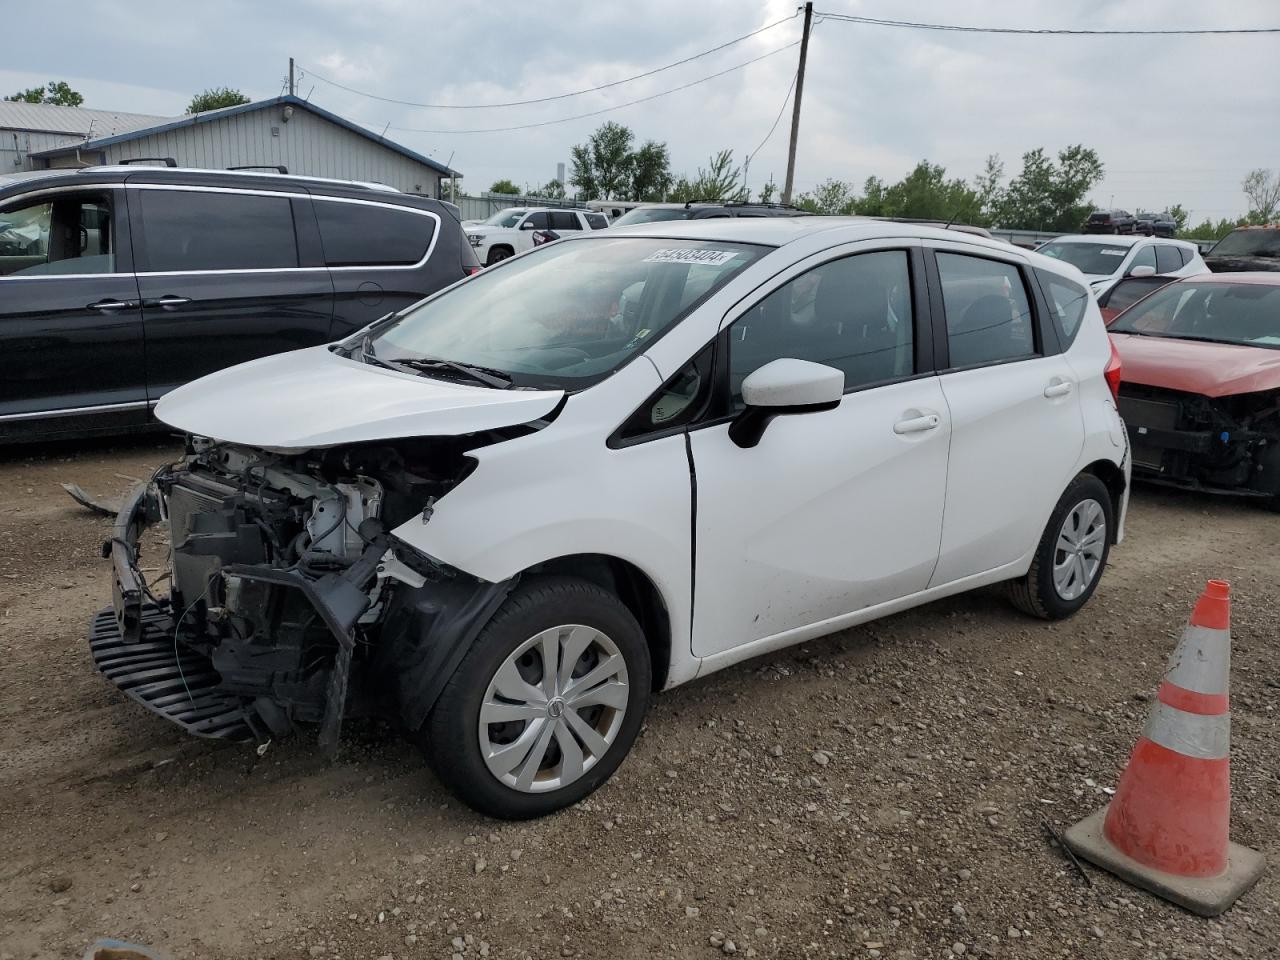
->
[1036,269,1090,346]
[316,200,434,266]
[1154,244,1182,274]
[550,211,581,231]
[139,190,298,272]
[728,250,915,408]
[0,193,119,277]
[936,252,1035,367]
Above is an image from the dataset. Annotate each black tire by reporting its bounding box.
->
[486,246,513,265]
[423,576,651,819]
[1008,473,1114,620]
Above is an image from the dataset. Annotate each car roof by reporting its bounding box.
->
[0,165,411,198]
[1165,271,1280,286]
[1047,234,1198,251]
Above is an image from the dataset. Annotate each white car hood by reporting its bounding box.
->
[154,345,564,451]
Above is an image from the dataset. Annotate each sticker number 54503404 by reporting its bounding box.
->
[643,248,739,266]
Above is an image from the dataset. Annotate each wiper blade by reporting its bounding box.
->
[383,355,514,389]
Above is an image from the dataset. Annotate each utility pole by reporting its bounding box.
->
[781,2,813,206]
[288,58,295,97]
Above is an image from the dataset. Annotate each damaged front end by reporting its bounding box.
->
[93,436,516,751]
[1118,385,1280,498]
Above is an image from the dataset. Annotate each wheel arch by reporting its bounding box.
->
[522,553,672,691]
[1080,458,1126,542]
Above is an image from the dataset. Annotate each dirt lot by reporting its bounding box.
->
[0,437,1276,960]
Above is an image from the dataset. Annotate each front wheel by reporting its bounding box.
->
[1008,473,1114,620]
[423,577,651,819]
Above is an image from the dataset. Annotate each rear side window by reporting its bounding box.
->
[585,213,608,229]
[1036,269,1090,345]
[936,253,1035,367]
[140,190,297,271]
[1155,245,1182,274]
[549,211,581,231]
[315,200,434,266]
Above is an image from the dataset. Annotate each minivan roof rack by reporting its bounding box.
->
[117,157,177,167]
[228,164,288,174]
[75,165,402,194]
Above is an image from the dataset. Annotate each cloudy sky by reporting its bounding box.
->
[5,0,1278,220]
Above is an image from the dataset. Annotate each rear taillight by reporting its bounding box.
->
[463,265,482,277]
[1104,338,1123,402]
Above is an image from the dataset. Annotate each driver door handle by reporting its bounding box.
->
[143,295,192,310]
[1044,378,1074,399]
[87,298,138,311]
[893,413,941,435]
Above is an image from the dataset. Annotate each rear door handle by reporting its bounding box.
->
[893,413,941,435]
[1044,378,1074,399]
[144,295,192,310]
[86,299,138,311]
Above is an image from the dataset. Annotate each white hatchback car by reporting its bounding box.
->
[1035,234,1206,298]
[97,219,1130,819]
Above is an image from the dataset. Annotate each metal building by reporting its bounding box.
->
[0,102,167,172]
[11,95,458,196]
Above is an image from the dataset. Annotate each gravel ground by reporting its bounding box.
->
[0,437,1276,960]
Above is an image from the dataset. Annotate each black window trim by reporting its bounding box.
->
[123,183,441,275]
[925,246,1046,374]
[0,184,134,278]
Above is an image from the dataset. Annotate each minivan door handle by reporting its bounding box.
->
[1044,378,1074,399]
[893,412,941,435]
[86,298,138,311]
[143,295,192,310]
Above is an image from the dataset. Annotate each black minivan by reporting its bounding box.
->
[0,165,480,443]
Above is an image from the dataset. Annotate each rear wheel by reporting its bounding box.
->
[423,576,651,819]
[486,246,513,265]
[1008,474,1113,620]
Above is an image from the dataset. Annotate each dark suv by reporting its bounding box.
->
[1084,209,1137,234]
[1203,225,1280,273]
[610,201,813,225]
[0,165,479,443]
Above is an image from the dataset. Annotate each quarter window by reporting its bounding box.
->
[936,253,1035,367]
[140,190,298,271]
[0,193,119,277]
[728,250,915,407]
[1036,269,1090,345]
[316,200,433,266]
[1155,245,1182,274]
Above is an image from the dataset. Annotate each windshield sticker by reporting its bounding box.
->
[644,248,739,266]
[1098,249,1126,256]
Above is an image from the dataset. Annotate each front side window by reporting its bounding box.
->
[372,237,765,389]
[1037,241,1130,276]
[522,211,550,230]
[0,193,118,277]
[936,252,1035,367]
[316,201,433,266]
[1037,269,1090,345]
[140,190,297,272]
[483,209,526,228]
[1109,281,1280,348]
[1127,244,1157,274]
[727,250,915,407]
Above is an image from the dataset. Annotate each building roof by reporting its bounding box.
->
[0,101,168,138]
[30,95,459,177]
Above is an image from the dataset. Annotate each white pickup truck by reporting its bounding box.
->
[465,207,608,265]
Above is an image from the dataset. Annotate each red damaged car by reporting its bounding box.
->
[1107,272,1280,506]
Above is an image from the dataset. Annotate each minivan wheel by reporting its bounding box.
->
[423,576,651,819]
[486,246,513,265]
[1008,473,1114,620]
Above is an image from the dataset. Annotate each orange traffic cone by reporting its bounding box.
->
[1064,580,1265,916]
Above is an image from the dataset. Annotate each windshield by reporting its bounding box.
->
[482,210,527,228]
[612,207,693,226]
[371,237,766,388]
[1110,281,1280,348]
[1037,241,1131,276]
[1208,228,1280,258]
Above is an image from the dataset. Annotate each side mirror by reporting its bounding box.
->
[1129,264,1157,278]
[729,358,844,449]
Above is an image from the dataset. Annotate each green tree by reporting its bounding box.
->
[756,179,777,204]
[1242,168,1280,224]
[669,149,747,203]
[534,178,566,200]
[569,121,634,200]
[1166,204,1190,232]
[997,145,1104,231]
[489,179,520,196]
[629,141,672,201]
[569,144,599,201]
[1182,216,1246,242]
[187,87,251,114]
[795,178,856,214]
[853,176,888,216]
[5,81,84,107]
[879,160,980,222]
[972,155,1005,227]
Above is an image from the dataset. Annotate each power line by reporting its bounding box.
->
[746,69,799,168]
[300,11,800,110]
[372,42,799,135]
[814,11,1280,36]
